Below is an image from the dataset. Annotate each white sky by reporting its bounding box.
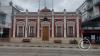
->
[0,0,85,12]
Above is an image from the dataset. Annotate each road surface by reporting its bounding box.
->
[0,47,100,56]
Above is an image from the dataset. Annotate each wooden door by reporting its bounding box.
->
[42,26,49,41]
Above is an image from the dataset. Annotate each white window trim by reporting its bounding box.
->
[55,21,63,37]
[67,21,75,37]
[28,21,36,37]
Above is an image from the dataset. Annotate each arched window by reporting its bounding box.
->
[28,21,36,37]
[16,21,25,37]
[67,21,75,37]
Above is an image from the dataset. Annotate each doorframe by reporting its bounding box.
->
[41,21,50,40]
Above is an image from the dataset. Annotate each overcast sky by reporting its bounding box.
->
[0,0,85,12]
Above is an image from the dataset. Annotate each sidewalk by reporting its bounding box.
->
[0,42,100,49]
[0,42,76,48]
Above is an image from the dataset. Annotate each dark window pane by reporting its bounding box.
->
[56,26,62,37]
[28,26,35,37]
[18,26,24,37]
[68,26,73,37]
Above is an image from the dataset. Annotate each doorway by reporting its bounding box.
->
[42,26,49,41]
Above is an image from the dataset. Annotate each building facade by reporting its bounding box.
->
[11,7,82,43]
[77,0,100,44]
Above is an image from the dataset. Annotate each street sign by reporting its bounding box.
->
[91,35,95,40]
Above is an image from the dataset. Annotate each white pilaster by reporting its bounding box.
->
[77,15,80,38]
[13,17,16,38]
[25,11,28,38]
[37,11,40,38]
[25,18,28,38]
[64,9,66,38]
[52,9,54,38]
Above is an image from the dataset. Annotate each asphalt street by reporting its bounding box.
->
[0,47,100,56]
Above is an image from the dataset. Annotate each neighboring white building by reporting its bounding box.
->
[0,12,6,36]
[0,1,21,28]
[0,1,21,39]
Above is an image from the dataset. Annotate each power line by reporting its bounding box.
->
[38,0,40,10]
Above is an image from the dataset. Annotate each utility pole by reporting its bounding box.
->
[44,0,46,7]
[38,0,40,11]
[52,0,54,10]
